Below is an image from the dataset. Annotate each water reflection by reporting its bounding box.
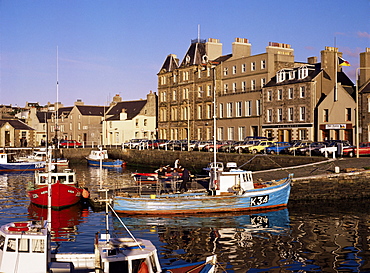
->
[114,208,291,271]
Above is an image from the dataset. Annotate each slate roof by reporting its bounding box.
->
[36,111,53,123]
[75,105,105,116]
[106,100,147,121]
[180,40,208,67]
[159,54,179,73]
[0,119,34,130]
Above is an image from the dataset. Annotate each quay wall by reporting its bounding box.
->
[59,148,370,201]
[59,147,324,171]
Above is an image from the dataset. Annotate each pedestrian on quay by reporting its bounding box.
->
[179,168,190,193]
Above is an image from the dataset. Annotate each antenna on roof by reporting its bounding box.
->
[198,24,201,42]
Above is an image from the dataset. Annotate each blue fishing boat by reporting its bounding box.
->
[114,162,292,215]
[0,152,45,172]
[86,149,125,168]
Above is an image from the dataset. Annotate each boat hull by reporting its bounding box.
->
[0,161,45,172]
[114,179,291,215]
[28,182,83,209]
[86,159,125,168]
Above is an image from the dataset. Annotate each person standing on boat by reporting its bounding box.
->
[174,158,180,169]
[179,168,190,192]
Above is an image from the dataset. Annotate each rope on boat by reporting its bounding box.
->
[107,202,144,251]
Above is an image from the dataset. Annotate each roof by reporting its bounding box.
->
[180,40,208,67]
[106,100,147,120]
[0,119,35,130]
[159,54,179,73]
[36,111,53,123]
[75,105,105,116]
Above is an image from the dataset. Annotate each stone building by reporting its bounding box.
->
[263,47,355,142]
[358,48,370,142]
[157,38,295,141]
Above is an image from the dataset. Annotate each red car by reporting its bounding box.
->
[342,142,370,157]
[59,140,82,148]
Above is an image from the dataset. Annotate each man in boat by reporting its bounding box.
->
[179,168,190,193]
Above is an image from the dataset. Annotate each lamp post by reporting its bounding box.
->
[355,67,370,158]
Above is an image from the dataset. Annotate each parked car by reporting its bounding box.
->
[233,140,260,153]
[297,142,329,156]
[193,141,213,151]
[265,142,291,154]
[318,140,351,156]
[342,142,370,157]
[147,139,168,149]
[245,141,275,154]
[123,139,147,149]
[218,141,239,153]
[59,140,82,148]
[284,140,313,155]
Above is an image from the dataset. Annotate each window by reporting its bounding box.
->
[198,86,203,97]
[368,98,370,112]
[144,119,147,126]
[261,60,266,69]
[288,107,294,121]
[251,80,256,91]
[207,104,212,119]
[217,127,224,140]
[278,89,282,100]
[256,100,261,116]
[238,126,246,141]
[267,90,272,101]
[299,129,307,140]
[232,65,237,74]
[277,108,283,122]
[227,103,233,118]
[261,78,266,87]
[236,101,242,117]
[232,82,237,92]
[298,66,308,79]
[300,107,306,121]
[197,105,202,119]
[207,85,212,96]
[19,238,29,253]
[173,74,177,83]
[219,103,223,118]
[228,127,235,140]
[288,70,295,80]
[173,90,177,101]
[223,83,228,94]
[324,109,329,122]
[163,91,167,102]
[135,119,139,126]
[251,62,256,71]
[78,122,81,130]
[242,81,246,91]
[288,88,293,99]
[223,67,228,76]
[300,86,305,98]
[277,70,286,83]
[245,101,252,116]
[241,63,246,73]
[267,109,272,122]
[346,108,351,121]
[207,67,211,77]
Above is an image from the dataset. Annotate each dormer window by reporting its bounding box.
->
[288,70,295,80]
[276,70,286,83]
[298,66,309,79]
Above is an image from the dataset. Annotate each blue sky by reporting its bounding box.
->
[1,0,369,107]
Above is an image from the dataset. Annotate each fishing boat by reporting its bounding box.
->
[0,152,45,172]
[15,149,69,167]
[86,149,125,168]
[114,162,292,215]
[28,168,85,209]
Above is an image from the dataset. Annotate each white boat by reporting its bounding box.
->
[86,149,125,168]
[15,149,69,167]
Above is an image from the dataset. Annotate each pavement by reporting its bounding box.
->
[252,156,370,181]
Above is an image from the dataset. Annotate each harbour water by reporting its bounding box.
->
[0,164,370,272]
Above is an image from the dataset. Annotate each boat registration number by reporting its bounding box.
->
[250,195,269,206]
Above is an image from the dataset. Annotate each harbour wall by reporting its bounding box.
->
[58,148,370,201]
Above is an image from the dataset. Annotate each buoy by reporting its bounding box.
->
[82,188,90,199]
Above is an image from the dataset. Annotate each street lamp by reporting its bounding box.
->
[355,67,370,158]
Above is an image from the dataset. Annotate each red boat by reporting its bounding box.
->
[28,169,84,209]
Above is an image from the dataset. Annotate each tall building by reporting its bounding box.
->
[358,48,370,142]
[157,38,295,141]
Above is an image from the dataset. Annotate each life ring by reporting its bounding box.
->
[8,223,29,232]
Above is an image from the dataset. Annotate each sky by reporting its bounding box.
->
[0,0,369,107]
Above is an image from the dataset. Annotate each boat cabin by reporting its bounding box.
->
[35,169,77,187]
[208,162,254,195]
[0,221,49,273]
[88,150,109,161]
[0,153,9,164]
